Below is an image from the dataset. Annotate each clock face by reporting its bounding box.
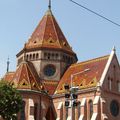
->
[110,100,119,117]
[44,64,56,77]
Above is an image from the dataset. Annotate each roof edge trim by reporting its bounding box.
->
[99,49,115,86]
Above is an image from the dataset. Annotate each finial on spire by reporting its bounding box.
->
[48,0,51,10]
[7,57,10,73]
[112,46,116,52]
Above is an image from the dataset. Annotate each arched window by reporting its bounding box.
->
[27,55,29,60]
[89,100,93,119]
[109,79,112,90]
[33,54,35,60]
[44,53,47,59]
[45,106,56,120]
[67,57,71,64]
[63,55,65,61]
[34,103,38,120]
[70,57,73,63]
[36,53,39,59]
[55,53,58,59]
[108,77,112,90]
[65,56,68,62]
[52,53,55,59]
[48,53,51,59]
[20,101,26,120]
[29,54,32,60]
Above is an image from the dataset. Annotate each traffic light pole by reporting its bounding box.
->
[70,69,90,120]
[70,75,73,120]
[64,69,90,120]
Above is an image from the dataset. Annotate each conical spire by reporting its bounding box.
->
[11,62,44,91]
[24,8,76,55]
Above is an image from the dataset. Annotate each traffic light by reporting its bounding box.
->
[64,84,69,90]
[65,93,70,98]
[72,94,78,99]
[72,101,78,107]
[65,101,70,107]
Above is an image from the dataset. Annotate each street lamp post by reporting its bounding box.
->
[64,69,90,120]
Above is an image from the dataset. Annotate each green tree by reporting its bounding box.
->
[0,80,22,120]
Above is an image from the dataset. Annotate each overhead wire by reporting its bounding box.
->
[69,0,120,27]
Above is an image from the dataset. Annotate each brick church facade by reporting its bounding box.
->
[2,5,120,120]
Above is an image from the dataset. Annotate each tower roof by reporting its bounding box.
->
[23,9,75,54]
[10,61,44,91]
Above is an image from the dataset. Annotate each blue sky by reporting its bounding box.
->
[0,0,120,77]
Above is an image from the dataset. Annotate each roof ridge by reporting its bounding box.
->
[17,64,23,85]
[42,11,49,45]
[26,62,41,90]
[25,63,32,89]
[52,14,72,50]
[71,55,110,68]
[51,13,61,48]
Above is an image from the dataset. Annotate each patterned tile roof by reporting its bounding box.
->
[23,9,75,54]
[55,55,109,94]
[10,61,44,91]
[43,80,58,95]
[4,72,15,82]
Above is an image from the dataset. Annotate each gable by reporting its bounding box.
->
[101,53,120,93]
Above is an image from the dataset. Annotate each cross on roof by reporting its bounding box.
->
[48,0,51,9]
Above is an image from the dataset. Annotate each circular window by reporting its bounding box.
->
[44,64,56,77]
[110,100,119,117]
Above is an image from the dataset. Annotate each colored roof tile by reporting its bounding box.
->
[10,61,44,91]
[43,80,58,95]
[55,55,109,94]
[4,72,15,82]
[21,9,75,55]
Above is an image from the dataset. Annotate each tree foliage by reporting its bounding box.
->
[0,80,22,120]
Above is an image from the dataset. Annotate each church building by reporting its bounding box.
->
[2,2,120,120]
